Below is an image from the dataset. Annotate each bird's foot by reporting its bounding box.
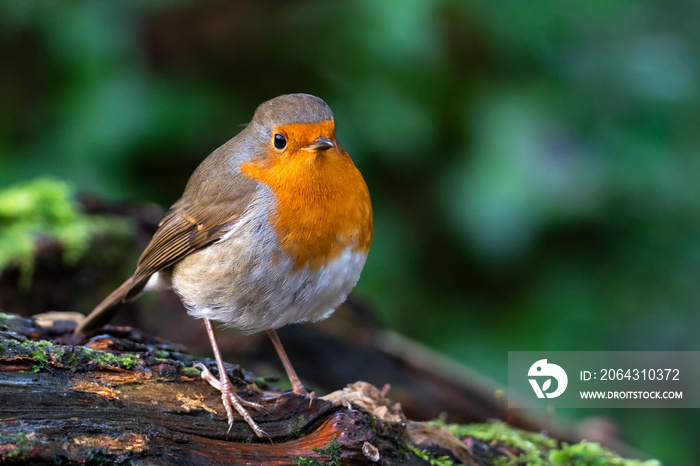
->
[193,362,269,438]
[291,383,316,407]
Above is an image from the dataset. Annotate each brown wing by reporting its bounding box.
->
[130,196,247,286]
[75,176,258,334]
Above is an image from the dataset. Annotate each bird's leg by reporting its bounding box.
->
[267,328,311,396]
[201,318,268,438]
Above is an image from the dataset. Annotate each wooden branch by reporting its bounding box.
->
[0,312,478,465]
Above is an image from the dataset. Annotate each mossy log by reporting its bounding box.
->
[0,312,660,465]
[0,312,479,465]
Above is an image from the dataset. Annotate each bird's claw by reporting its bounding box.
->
[193,362,268,438]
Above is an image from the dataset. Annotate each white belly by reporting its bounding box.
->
[169,197,368,334]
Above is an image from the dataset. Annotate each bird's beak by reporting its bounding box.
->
[305,137,335,151]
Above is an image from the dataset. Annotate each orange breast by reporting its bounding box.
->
[240,123,372,270]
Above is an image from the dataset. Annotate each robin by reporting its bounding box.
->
[74,94,373,438]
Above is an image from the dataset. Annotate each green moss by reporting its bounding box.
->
[293,458,324,466]
[288,415,305,440]
[432,421,660,466]
[437,420,551,465]
[364,412,377,432]
[441,420,557,452]
[116,353,139,370]
[5,337,142,372]
[21,339,52,364]
[0,177,130,287]
[32,340,54,347]
[294,436,342,466]
[17,339,66,372]
[180,366,201,377]
[408,444,454,466]
[31,348,47,361]
[153,350,169,359]
[550,441,660,466]
[81,347,140,370]
[312,436,342,466]
[0,432,38,461]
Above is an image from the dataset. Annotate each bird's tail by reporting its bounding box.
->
[74,276,144,335]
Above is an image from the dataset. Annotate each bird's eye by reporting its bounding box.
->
[273,133,287,150]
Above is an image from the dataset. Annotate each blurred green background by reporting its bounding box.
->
[1,0,698,463]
